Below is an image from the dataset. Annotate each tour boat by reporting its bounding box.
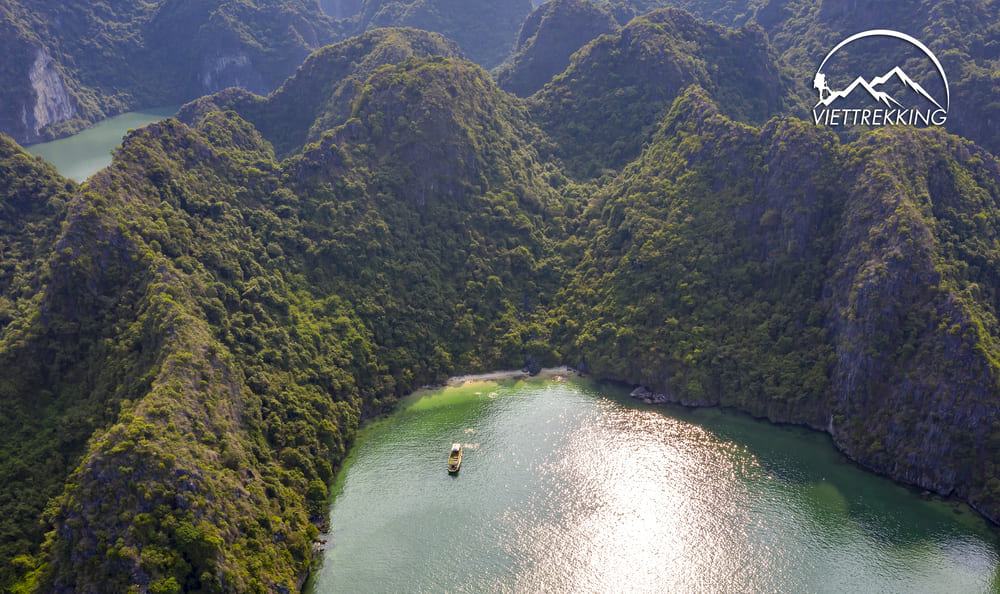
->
[447,443,463,473]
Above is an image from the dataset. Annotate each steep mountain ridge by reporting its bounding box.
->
[552,88,841,421]
[2,6,1000,591]
[619,0,763,27]
[530,8,803,178]
[755,0,1000,154]
[1,50,564,591]
[827,127,1000,512]
[494,0,620,97]
[0,0,536,145]
[352,0,533,67]
[177,28,463,158]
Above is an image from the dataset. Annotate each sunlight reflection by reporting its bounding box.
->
[308,380,1000,594]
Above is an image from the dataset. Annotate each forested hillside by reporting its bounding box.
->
[549,88,1000,518]
[2,1,1000,591]
[1,38,566,590]
[0,0,342,145]
[176,29,464,158]
[754,0,1000,157]
[0,0,532,146]
[530,8,802,178]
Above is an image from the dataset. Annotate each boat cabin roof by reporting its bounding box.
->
[451,443,462,452]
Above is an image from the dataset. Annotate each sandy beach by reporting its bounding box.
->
[445,366,578,385]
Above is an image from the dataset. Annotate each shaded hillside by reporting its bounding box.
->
[755,0,1000,154]
[495,0,620,97]
[531,8,802,178]
[0,0,342,145]
[552,88,842,421]
[615,0,763,27]
[319,0,364,20]
[0,139,77,588]
[0,0,537,145]
[178,28,462,158]
[353,0,533,67]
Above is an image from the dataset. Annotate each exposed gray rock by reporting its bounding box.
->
[629,386,651,398]
[319,0,363,20]
[24,47,75,138]
[201,51,266,95]
[629,385,669,404]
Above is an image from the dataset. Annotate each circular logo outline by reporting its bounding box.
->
[816,29,949,112]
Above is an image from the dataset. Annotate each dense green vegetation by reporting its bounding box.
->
[550,89,841,422]
[2,2,1000,591]
[613,0,763,27]
[0,139,77,589]
[6,0,1000,156]
[0,47,566,591]
[494,0,1000,166]
[0,0,533,145]
[755,0,1000,155]
[547,89,1000,518]
[178,28,463,158]
[531,8,803,178]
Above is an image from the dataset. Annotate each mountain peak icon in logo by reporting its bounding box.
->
[814,66,944,109]
[811,29,950,127]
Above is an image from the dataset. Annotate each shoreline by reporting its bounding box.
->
[444,366,578,385]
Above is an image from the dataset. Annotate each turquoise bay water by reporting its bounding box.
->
[25,107,179,181]
[308,377,1000,593]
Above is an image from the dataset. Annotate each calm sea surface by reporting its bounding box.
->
[307,376,1000,593]
[26,107,179,181]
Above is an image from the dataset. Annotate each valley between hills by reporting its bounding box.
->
[2,0,1000,591]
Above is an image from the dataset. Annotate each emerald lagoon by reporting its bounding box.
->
[308,375,1000,593]
[26,107,179,182]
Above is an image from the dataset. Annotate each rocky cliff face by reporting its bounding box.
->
[0,37,79,145]
[200,51,266,95]
[24,47,75,139]
[825,128,1000,522]
[0,0,339,145]
[319,0,364,19]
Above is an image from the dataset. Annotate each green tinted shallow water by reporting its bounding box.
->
[308,377,1000,593]
[25,107,179,181]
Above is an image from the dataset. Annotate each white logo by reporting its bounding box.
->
[812,29,949,127]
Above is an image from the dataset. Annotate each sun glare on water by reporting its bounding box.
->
[308,379,1000,593]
